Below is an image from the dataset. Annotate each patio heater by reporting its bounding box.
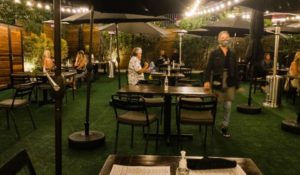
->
[175,30,187,65]
[108,31,116,78]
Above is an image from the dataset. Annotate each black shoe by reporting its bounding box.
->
[221,127,230,138]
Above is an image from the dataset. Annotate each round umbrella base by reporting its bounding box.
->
[68,131,105,149]
[281,120,300,134]
[236,104,262,114]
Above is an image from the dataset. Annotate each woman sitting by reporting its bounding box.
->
[289,52,300,91]
[42,49,55,72]
[74,50,87,88]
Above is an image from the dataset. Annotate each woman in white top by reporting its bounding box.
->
[128,47,149,85]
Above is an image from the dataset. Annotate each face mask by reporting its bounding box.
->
[219,40,230,47]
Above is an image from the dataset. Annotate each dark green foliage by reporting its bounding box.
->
[0,0,51,34]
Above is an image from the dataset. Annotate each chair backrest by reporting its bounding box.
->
[178,95,217,114]
[0,150,36,175]
[11,73,31,87]
[11,83,35,108]
[111,94,150,123]
[137,79,162,86]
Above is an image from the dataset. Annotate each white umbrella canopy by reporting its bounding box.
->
[98,22,169,37]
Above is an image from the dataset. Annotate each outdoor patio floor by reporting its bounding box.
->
[0,74,299,175]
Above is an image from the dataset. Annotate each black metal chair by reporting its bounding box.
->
[176,95,217,156]
[111,94,159,154]
[35,74,52,105]
[10,73,31,88]
[0,149,36,175]
[137,80,164,123]
[0,82,36,138]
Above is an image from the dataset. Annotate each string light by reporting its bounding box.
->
[13,0,89,13]
[45,4,51,10]
[26,1,33,7]
[186,0,246,18]
[37,3,43,9]
[185,0,202,17]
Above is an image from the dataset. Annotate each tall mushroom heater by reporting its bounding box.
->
[68,6,105,149]
[236,10,263,114]
[175,30,187,65]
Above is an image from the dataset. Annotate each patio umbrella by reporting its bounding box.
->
[265,26,300,34]
[91,0,193,16]
[62,11,169,151]
[98,22,168,37]
[202,17,250,37]
[63,11,168,89]
[237,10,264,114]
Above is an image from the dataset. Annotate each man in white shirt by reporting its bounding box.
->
[128,47,149,85]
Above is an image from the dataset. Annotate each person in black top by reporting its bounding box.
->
[155,49,167,66]
[171,48,179,63]
[204,31,240,138]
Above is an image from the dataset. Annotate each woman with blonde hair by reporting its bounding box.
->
[42,49,55,72]
[289,52,300,91]
[74,50,87,73]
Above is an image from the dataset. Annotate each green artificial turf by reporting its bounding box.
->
[0,74,300,175]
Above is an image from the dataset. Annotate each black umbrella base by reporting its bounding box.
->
[68,131,105,149]
[236,104,262,114]
[281,119,300,134]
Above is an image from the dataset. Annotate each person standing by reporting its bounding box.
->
[128,47,149,85]
[204,31,239,138]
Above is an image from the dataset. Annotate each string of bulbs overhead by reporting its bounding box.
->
[13,0,89,14]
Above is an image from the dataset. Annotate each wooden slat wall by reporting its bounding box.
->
[0,23,24,85]
[0,25,10,84]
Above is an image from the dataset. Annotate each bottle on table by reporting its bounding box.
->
[176,150,190,175]
[164,76,168,90]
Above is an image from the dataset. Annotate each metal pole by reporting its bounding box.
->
[84,6,94,136]
[179,33,182,65]
[271,26,281,107]
[53,0,62,174]
[116,23,121,89]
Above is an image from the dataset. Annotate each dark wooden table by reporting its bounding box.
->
[150,72,185,86]
[118,85,209,141]
[99,154,263,175]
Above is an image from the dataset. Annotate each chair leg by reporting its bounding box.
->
[160,105,163,125]
[144,126,150,154]
[6,110,10,129]
[130,125,134,148]
[10,111,20,139]
[155,120,159,151]
[204,125,208,157]
[72,88,75,100]
[26,106,36,129]
[114,122,119,154]
[176,121,182,150]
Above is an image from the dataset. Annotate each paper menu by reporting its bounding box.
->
[190,165,246,175]
[109,164,170,175]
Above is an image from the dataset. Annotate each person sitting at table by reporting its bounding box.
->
[263,53,273,70]
[74,50,88,88]
[42,49,55,72]
[128,47,149,85]
[289,52,300,91]
[155,49,167,66]
[171,48,179,63]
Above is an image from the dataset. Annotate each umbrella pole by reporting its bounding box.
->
[116,23,121,89]
[52,0,63,174]
[68,6,105,149]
